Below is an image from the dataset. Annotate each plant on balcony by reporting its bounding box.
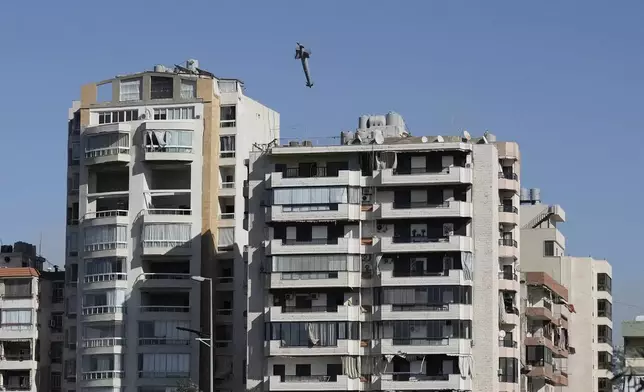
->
[176,379,201,392]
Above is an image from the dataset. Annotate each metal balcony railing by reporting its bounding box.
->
[499,238,518,247]
[499,205,519,213]
[499,172,519,181]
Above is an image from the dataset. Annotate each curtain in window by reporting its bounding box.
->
[218,81,237,93]
[4,280,31,297]
[144,130,193,150]
[143,224,191,247]
[217,228,235,247]
[139,321,190,339]
[462,252,473,280]
[271,254,360,272]
[84,225,127,251]
[273,187,359,205]
[85,257,124,275]
[83,290,125,307]
[140,353,190,374]
[219,136,235,152]
[86,133,129,152]
[180,80,196,99]
[306,322,337,346]
[1,309,32,325]
[83,354,123,371]
[120,79,141,101]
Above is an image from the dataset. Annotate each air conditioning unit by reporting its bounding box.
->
[361,194,372,203]
[311,293,319,300]
[376,224,387,233]
[443,223,454,236]
[361,254,372,261]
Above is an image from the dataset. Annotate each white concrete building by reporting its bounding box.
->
[520,194,613,392]
[245,114,522,392]
[63,61,279,392]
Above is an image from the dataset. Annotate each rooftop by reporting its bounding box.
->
[0,267,40,278]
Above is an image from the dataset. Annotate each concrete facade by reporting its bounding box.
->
[245,116,521,392]
[63,61,279,392]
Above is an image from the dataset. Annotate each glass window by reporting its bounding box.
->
[180,80,196,99]
[119,78,141,101]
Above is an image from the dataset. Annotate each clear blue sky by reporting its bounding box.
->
[1,1,642,337]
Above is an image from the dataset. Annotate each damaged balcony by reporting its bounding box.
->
[267,254,362,289]
[378,152,472,186]
[378,220,473,253]
[1,370,31,391]
[142,125,194,162]
[375,355,472,391]
[139,291,191,320]
[268,162,362,188]
[525,318,569,358]
[83,123,131,166]
[267,290,363,322]
[377,252,473,287]
[0,341,34,370]
[266,223,362,256]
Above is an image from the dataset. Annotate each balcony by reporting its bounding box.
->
[138,273,193,289]
[267,375,363,391]
[142,127,195,162]
[498,238,519,259]
[268,169,363,189]
[83,123,132,166]
[269,204,361,222]
[141,223,193,256]
[498,271,520,291]
[269,271,362,289]
[266,305,364,322]
[139,292,191,320]
[82,337,126,356]
[83,272,128,290]
[1,371,32,391]
[379,235,473,254]
[0,342,34,370]
[498,205,519,225]
[219,181,236,197]
[81,305,125,323]
[379,201,473,219]
[82,210,128,227]
[379,166,472,186]
[140,208,193,225]
[376,373,471,391]
[265,238,362,256]
[377,269,472,287]
[374,338,472,356]
[498,337,518,357]
[498,172,520,193]
[374,304,472,321]
[264,339,364,357]
[525,334,569,358]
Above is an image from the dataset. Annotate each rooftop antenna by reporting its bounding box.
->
[295,42,314,88]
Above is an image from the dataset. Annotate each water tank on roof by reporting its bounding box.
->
[368,116,385,128]
[154,65,166,73]
[386,112,401,127]
[520,188,530,203]
[530,188,541,204]
[359,115,369,129]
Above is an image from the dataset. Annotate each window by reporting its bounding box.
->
[85,133,129,158]
[599,377,612,392]
[220,105,236,127]
[2,279,32,298]
[50,372,61,392]
[220,136,236,157]
[266,321,361,346]
[143,130,193,153]
[84,225,128,252]
[597,273,612,294]
[70,142,80,165]
[153,106,195,120]
[215,325,233,343]
[82,290,125,313]
[98,109,139,124]
[68,173,79,195]
[138,320,190,345]
[66,264,78,284]
[180,79,196,99]
[498,357,518,383]
[50,342,63,363]
[598,351,612,369]
[597,299,612,320]
[597,325,612,344]
[151,76,174,99]
[217,228,235,248]
[526,345,553,366]
[81,354,124,374]
[66,232,78,256]
[64,359,76,380]
[51,312,63,331]
[64,326,77,349]
[1,309,33,325]
[53,282,64,303]
[66,295,77,316]
[544,240,555,256]
[138,353,190,378]
[218,80,237,93]
[142,224,192,248]
[119,78,141,101]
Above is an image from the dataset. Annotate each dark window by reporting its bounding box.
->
[597,273,612,294]
[597,299,612,320]
[220,106,237,127]
[50,342,63,363]
[498,357,518,383]
[544,240,555,256]
[597,325,612,344]
[52,282,64,303]
[295,364,311,377]
[598,351,612,369]
[599,377,611,392]
[151,76,173,99]
[242,360,246,384]
[526,345,553,366]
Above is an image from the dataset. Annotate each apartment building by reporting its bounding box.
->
[245,113,522,392]
[0,242,65,392]
[64,60,279,392]
[622,317,644,392]
[520,192,613,392]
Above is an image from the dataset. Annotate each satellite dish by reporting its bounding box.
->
[421,136,428,143]
[435,135,444,143]
[373,130,385,145]
[462,130,471,141]
[499,330,506,338]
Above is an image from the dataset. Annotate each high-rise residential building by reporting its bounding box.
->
[64,60,279,392]
[0,242,64,392]
[520,192,613,392]
[245,113,522,392]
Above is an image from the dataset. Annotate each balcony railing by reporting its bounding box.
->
[393,236,450,244]
[392,338,449,346]
[219,213,235,220]
[83,210,128,220]
[220,151,235,158]
[81,371,124,380]
[85,241,128,252]
[85,147,130,159]
[499,238,518,247]
[138,337,190,346]
[82,337,125,348]
[140,305,190,313]
[84,273,127,283]
[282,306,338,313]
[393,167,457,175]
[144,145,192,153]
[499,172,519,181]
[1,353,33,361]
[283,167,331,178]
[220,182,235,188]
[146,208,192,216]
[386,372,450,381]
[392,304,450,311]
[394,201,450,209]
[543,300,552,311]
[220,119,236,128]
[499,271,518,280]
[138,371,190,378]
[141,273,191,281]
[82,305,124,315]
[2,384,31,391]
[499,205,519,213]
[282,238,338,245]
[499,338,517,348]
[282,375,333,382]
